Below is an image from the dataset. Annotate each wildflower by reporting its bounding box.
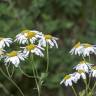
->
[71,72,80,82]
[73,61,92,73]
[22,44,44,57]
[0,38,12,48]
[73,70,86,80]
[39,34,58,48]
[60,74,77,86]
[70,42,96,57]
[69,42,83,56]
[82,43,96,57]
[90,66,96,77]
[15,29,42,44]
[4,51,26,67]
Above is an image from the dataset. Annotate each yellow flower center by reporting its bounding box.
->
[22,29,36,39]
[83,43,92,48]
[78,70,85,74]
[44,35,52,40]
[7,51,17,57]
[64,75,71,80]
[74,42,80,48]
[26,44,36,51]
[24,32,36,39]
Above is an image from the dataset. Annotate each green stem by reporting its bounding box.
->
[10,66,15,77]
[82,56,92,94]
[82,56,87,95]
[19,66,39,79]
[0,82,11,95]
[31,54,40,96]
[89,56,91,62]
[87,56,91,92]
[87,76,91,91]
[91,81,96,93]
[6,66,11,78]
[46,44,49,73]
[86,56,92,93]
[85,81,87,96]
[5,66,25,96]
[71,86,78,96]
[83,79,90,96]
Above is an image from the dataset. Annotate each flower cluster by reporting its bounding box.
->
[0,29,58,67]
[69,42,96,57]
[60,42,96,87]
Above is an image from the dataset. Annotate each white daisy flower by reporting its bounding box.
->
[90,66,96,77]
[22,44,44,57]
[15,29,43,44]
[82,43,96,57]
[69,42,83,56]
[73,61,92,73]
[4,51,26,67]
[39,34,58,48]
[0,38,12,48]
[70,42,96,57]
[60,74,77,86]
[75,70,86,80]
[71,72,80,82]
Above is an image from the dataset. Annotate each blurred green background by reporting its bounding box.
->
[0,0,96,96]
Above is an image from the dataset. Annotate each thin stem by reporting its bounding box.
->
[19,66,39,79]
[32,58,39,78]
[0,82,11,95]
[5,66,25,96]
[71,86,78,96]
[87,76,91,91]
[89,56,91,62]
[82,56,88,94]
[87,56,91,92]
[10,66,15,77]
[31,54,40,96]
[82,56,92,94]
[6,66,11,78]
[46,44,49,72]
[83,79,92,95]
[91,81,96,93]
[83,79,88,96]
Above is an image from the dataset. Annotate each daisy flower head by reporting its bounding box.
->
[4,51,26,67]
[22,44,44,57]
[90,66,96,77]
[72,72,81,82]
[69,42,83,56]
[73,60,92,73]
[39,34,58,48]
[15,29,43,44]
[0,37,12,48]
[60,74,77,86]
[70,42,96,57]
[75,70,86,80]
[82,43,96,57]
